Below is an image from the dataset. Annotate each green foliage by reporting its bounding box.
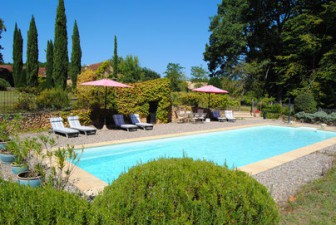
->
[0,78,10,90]
[53,0,68,90]
[0,179,89,224]
[36,88,69,110]
[172,91,237,110]
[118,55,143,83]
[26,16,39,87]
[164,63,186,91]
[190,65,208,87]
[204,0,336,109]
[12,23,24,87]
[294,91,317,113]
[116,78,172,123]
[261,104,283,119]
[46,40,54,88]
[16,92,37,111]
[112,35,118,78]
[91,158,279,224]
[141,67,160,81]
[0,114,22,142]
[295,111,336,125]
[70,20,81,89]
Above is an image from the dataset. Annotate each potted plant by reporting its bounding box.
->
[253,109,261,117]
[7,137,29,174]
[17,135,82,189]
[17,137,45,187]
[0,115,22,164]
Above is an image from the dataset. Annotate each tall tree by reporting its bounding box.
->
[26,15,39,87]
[190,65,208,87]
[204,0,336,107]
[53,0,68,90]
[46,40,54,89]
[164,63,186,92]
[12,24,24,87]
[140,67,160,81]
[70,20,81,88]
[118,55,143,83]
[112,35,118,78]
[0,18,6,63]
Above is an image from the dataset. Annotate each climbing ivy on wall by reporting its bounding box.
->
[115,78,171,123]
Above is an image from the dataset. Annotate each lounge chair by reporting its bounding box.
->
[113,114,138,132]
[130,114,153,130]
[67,116,97,135]
[192,109,207,123]
[50,117,79,138]
[212,110,226,122]
[224,110,236,122]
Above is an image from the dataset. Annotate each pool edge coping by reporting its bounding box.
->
[68,123,336,196]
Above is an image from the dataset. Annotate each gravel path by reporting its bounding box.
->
[2,118,336,204]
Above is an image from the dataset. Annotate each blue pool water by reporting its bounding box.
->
[76,126,336,183]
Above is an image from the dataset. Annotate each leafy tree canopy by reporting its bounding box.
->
[204,0,336,108]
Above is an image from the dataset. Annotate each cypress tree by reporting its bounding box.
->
[70,20,81,88]
[112,35,118,78]
[26,15,39,87]
[53,0,68,90]
[46,40,54,89]
[12,23,24,87]
[0,19,5,64]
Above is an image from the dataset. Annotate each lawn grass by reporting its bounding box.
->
[0,90,20,113]
[280,160,336,224]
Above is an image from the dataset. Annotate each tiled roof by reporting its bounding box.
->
[85,62,102,71]
[0,65,13,72]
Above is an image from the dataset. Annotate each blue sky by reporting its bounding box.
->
[1,0,221,77]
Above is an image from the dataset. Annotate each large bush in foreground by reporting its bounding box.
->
[90,158,279,224]
[0,179,89,224]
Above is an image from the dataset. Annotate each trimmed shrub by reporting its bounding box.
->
[294,91,317,113]
[295,111,336,125]
[0,179,89,224]
[0,78,10,90]
[36,88,70,110]
[261,103,283,119]
[90,158,279,224]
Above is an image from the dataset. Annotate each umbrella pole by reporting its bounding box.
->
[103,86,108,130]
[208,93,210,111]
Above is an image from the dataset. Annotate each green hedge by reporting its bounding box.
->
[172,91,238,109]
[0,179,89,224]
[90,158,279,224]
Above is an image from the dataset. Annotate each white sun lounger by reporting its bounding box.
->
[113,114,138,132]
[130,114,153,130]
[67,116,96,135]
[224,110,236,122]
[50,117,79,138]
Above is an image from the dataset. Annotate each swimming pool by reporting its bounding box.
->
[76,125,336,183]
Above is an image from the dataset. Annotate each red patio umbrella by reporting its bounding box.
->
[81,78,131,129]
[192,85,229,109]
